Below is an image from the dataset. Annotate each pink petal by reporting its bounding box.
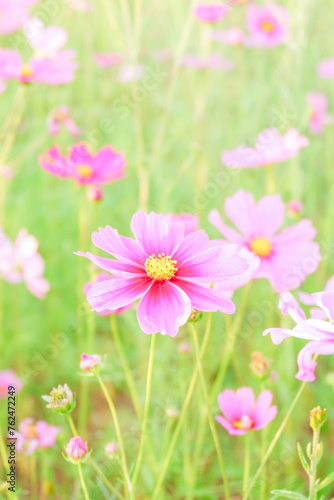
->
[236,387,255,415]
[215,415,247,436]
[75,251,145,277]
[137,281,191,336]
[224,190,257,239]
[208,209,244,243]
[91,226,146,265]
[217,389,242,422]
[312,291,334,322]
[173,279,236,314]
[253,390,274,425]
[296,340,334,382]
[87,277,152,312]
[253,406,277,430]
[255,194,284,238]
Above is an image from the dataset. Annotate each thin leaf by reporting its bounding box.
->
[317,471,334,491]
[297,442,310,475]
[270,489,307,499]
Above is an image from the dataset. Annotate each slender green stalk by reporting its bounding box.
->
[66,414,78,437]
[190,324,230,500]
[90,459,125,500]
[243,434,250,497]
[78,463,91,500]
[30,452,38,499]
[131,335,156,491]
[151,313,212,500]
[110,316,142,419]
[308,428,320,500]
[242,381,307,500]
[96,373,132,496]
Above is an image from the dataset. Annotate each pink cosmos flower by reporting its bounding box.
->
[0,370,23,399]
[264,291,334,382]
[76,211,248,336]
[95,53,123,69]
[16,418,62,455]
[0,228,50,299]
[317,58,334,79]
[39,143,126,186]
[80,353,101,372]
[181,53,234,71]
[307,92,332,135]
[245,3,288,48]
[165,213,199,236]
[209,190,320,293]
[222,128,309,169]
[47,106,81,138]
[287,200,303,216]
[25,18,68,58]
[299,275,334,320]
[66,436,88,460]
[0,0,38,35]
[212,28,245,46]
[194,3,230,23]
[84,273,134,315]
[86,187,103,202]
[0,48,78,86]
[216,387,277,435]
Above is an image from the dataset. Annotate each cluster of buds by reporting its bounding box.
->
[42,384,75,414]
[80,353,102,374]
[309,406,327,431]
[64,436,91,464]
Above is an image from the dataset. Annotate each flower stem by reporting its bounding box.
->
[78,462,90,500]
[190,323,230,500]
[96,372,132,496]
[66,414,78,436]
[242,380,307,500]
[308,428,320,500]
[151,313,212,500]
[243,434,251,497]
[90,459,125,500]
[131,334,156,492]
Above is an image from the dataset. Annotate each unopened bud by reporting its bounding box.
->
[188,309,203,323]
[105,442,119,456]
[249,351,272,379]
[310,406,327,431]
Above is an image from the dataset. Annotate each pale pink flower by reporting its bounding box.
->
[16,418,61,455]
[0,228,50,299]
[39,143,126,186]
[287,200,303,216]
[209,190,320,293]
[222,128,309,169]
[165,213,199,236]
[307,92,332,135]
[76,211,248,337]
[118,63,144,83]
[84,273,134,315]
[95,53,123,69]
[0,0,38,35]
[47,106,81,138]
[0,48,78,86]
[216,387,277,435]
[245,2,288,48]
[86,187,103,202]
[0,166,15,180]
[264,291,334,382]
[212,27,245,46]
[317,58,334,79]
[105,442,118,456]
[181,53,234,71]
[66,436,88,461]
[194,3,229,23]
[0,370,23,399]
[80,353,101,372]
[299,275,334,320]
[25,18,68,58]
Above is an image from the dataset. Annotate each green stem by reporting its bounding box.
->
[308,428,320,500]
[90,459,125,500]
[30,452,38,499]
[96,373,132,497]
[243,434,250,497]
[131,335,156,491]
[66,414,78,437]
[151,313,212,500]
[242,380,307,500]
[190,323,230,500]
[78,463,90,500]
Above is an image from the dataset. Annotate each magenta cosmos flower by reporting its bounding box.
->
[264,291,334,382]
[0,370,23,398]
[16,418,62,455]
[76,211,248,336]
[0,228,50,299]
[307,92,332,136]
[222,128,308,169]
[317,58,334,79]
[39,143,126,186]
[0,0,38,35]
[84,273,134,315]
[0,48,78,87]
[209,190,320,293]
[216,387,277,435]
[194,3,229,23]
[245,2,288,47]
[47,106,81,137]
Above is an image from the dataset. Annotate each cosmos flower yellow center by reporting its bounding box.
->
[21,64,34,77]
[233,415,254,430]
[250,237,272,257]
[26,425,38,440]
[145,253,178,281]
[261,20,275,34]
[76,164,93,178]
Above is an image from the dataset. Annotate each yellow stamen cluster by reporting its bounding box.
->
[261,20,275,34]
[76,164,93,178]
[233,416,254,430]
[145,253,178,281]
[26,425,38,440]
[21,64,34,78]
[250,237,272,258]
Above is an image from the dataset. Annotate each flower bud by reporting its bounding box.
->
[86,187,103,202]
[105,441,118,456]
[249,351,272,379]
[80,353,102,373]
[179,342,191,354]
[188,309,203,323]
[310,406,327,431]
[42,384,75,414]
[65,436,88,463]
